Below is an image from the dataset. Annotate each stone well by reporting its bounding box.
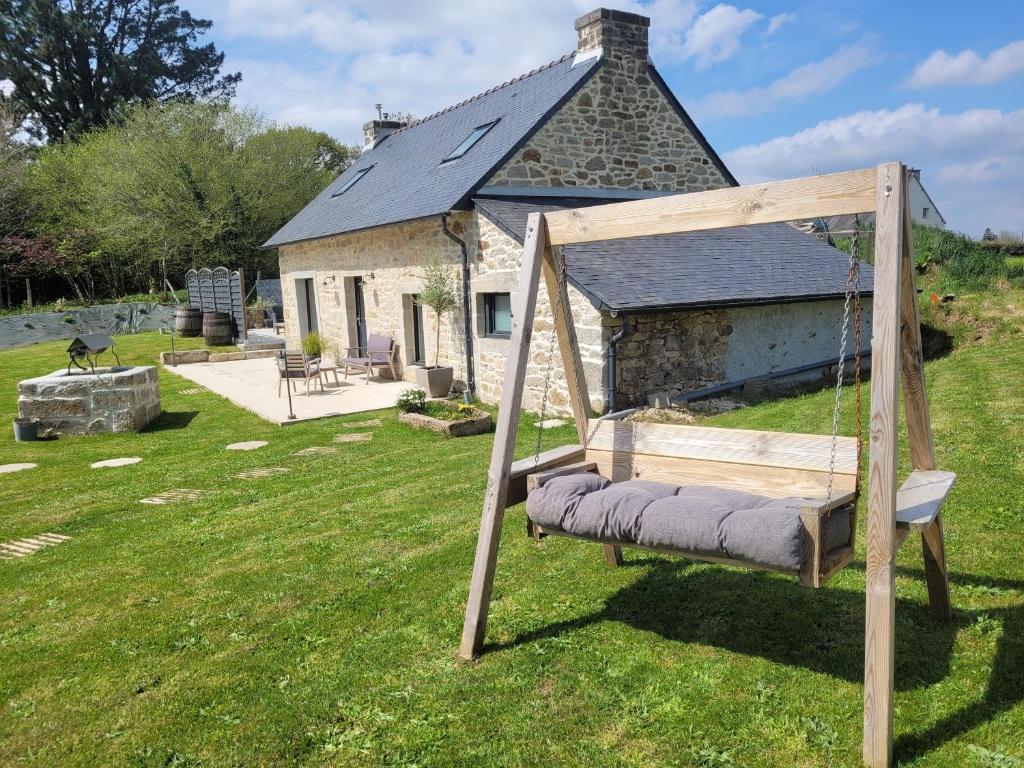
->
[17,366,160,435]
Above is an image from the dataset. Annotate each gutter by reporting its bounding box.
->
[441,213,476,402]
[605,314,630,414]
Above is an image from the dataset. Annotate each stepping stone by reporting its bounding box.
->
[179,387,207,395]
[1,532,70,559]
[334,433,373,444]
[292,446,338,456]
[226,441,268,451]
[91,457,143,469]
[0,463,38,475]
[533,419,566,429]
[140,489,205,505]
[343,418,382,428]
[232,467,291,480]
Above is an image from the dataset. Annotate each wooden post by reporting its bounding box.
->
[459,213,547,660]
[899,191,953,622]
[863,162,905,768]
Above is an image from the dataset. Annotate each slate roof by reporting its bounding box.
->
[474,196,874,313]
[263,53,600,248]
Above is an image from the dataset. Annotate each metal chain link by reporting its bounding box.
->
[824,217,861,516]
[534,250,567,467]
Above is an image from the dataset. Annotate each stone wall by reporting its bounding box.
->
[277,215,470,386]
[486,52,729,192]
[605,310,731,407]
[466,214,607,413]
[18,365,161,435]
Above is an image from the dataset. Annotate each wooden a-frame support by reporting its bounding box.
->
[458,163,953,768]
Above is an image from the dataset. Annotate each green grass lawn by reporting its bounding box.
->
[1,331,1022,767]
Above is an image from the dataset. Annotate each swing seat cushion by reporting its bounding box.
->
[526,473,851,571]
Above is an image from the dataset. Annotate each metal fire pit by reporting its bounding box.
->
[67,333,121,375]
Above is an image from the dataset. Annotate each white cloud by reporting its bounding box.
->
[695,43,877,117]
[907,39,1024,87]
[765,12,794,35]
[680,4,762,68]
[724,103,1024,236]
[185,0,701,142]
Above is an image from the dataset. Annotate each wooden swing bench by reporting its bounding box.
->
[460,163,956,768]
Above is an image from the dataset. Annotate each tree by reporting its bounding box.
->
[0,0,240,141]
[982,227,997,242]
[24,101,358,298]
[0,102,29,236]
[419,260,459,367]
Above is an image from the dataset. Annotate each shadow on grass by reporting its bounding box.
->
[489,558,1024,764]
[145,410,198,431]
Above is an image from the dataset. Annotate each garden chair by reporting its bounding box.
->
[277,350,323,397]
[341,334,398,384]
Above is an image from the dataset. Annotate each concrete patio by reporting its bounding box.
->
[170,356,409,425]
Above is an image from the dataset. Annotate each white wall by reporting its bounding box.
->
[724,298,873,384]
[908,175,946,228]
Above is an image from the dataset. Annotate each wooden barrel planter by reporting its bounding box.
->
[202,311,234,346]
[173,307,203,337]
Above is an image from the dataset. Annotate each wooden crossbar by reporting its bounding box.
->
[544,168,878,245]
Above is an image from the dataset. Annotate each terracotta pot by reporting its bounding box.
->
[415,366,454,398]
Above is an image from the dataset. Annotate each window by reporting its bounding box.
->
[411,294,426,364]
[483,293,512,339]
[442,121,498,163]
[922,207,930,219]
[331,166,372,197]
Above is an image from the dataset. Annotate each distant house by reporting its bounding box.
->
[803,168,946,237]
[265,8,872,413]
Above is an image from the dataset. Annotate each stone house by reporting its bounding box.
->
[265,7,872,415]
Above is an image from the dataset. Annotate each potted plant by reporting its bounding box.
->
[414,260,459,398]
[247,296,272,329]
[301,331,327,360]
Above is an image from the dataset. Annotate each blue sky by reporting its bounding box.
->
[182,0,1024,236]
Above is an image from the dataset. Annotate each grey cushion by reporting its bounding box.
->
[526,473,851,571]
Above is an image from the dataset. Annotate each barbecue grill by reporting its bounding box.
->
[67,333,121,374]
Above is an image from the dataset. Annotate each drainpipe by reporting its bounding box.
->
[605,313,631,413]
[441,213,476,402]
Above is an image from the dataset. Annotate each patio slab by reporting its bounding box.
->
[170,356,408,425]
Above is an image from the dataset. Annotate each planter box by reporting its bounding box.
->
[398,410,492,437]
[414,366,454,398]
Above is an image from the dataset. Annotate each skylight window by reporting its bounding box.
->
[332,166,372,197]
[442,121,499,163]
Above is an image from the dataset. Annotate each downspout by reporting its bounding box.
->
[441,213,476,402]
[605,313,631,413]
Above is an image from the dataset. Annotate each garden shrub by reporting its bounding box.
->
[397,388,427,413]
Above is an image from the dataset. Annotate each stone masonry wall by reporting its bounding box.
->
[605,310,731,407]
[486,56,729,192]
[466,214,607,414]
[278,215,470,387]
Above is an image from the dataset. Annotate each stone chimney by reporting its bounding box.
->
[574,7,650,62]
[362,116,407,151]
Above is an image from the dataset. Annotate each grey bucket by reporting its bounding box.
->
[13,418,39,442]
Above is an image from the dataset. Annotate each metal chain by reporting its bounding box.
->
[533,250,566,467]
[824,217,861,516]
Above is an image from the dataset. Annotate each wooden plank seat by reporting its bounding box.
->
[521,419,860,587]
[895,470,956,532]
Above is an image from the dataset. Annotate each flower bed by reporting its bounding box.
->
[397,390,492,436]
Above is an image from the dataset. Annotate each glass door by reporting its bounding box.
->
[353,276,368,352]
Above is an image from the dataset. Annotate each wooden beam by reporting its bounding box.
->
[895,470,956,532]
[459,213,547,660]
[899,191,953,622]
[541,244,591,443]
[544,168,878,246]
[863,162,905,768]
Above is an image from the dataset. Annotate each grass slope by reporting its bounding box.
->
[0,332,1022,767]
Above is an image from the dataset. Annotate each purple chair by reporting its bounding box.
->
[341,334,398,384]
